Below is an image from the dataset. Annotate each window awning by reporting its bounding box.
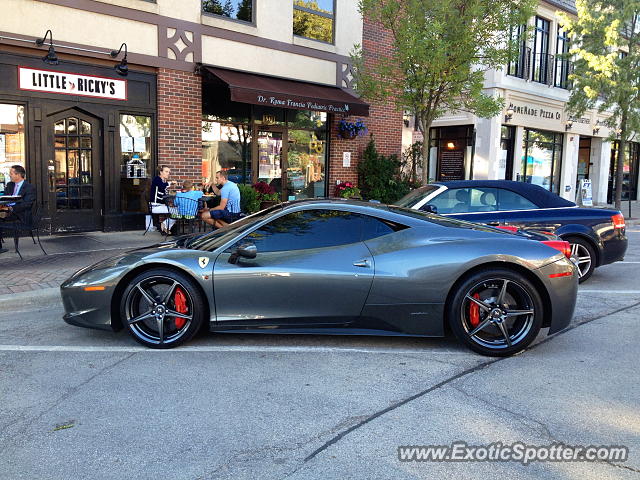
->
[202,66,369,117]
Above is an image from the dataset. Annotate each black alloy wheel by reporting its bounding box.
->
[120,269,205,348]
[565,236,596,283]
[448,268,543,357]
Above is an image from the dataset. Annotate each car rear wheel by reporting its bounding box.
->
[447,269,543,357]
[565,237,595,283]
[120,268,205,349]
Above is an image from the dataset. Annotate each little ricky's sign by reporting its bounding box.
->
[18,67,127,100]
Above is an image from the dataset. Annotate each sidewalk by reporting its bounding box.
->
[0,230,165,297]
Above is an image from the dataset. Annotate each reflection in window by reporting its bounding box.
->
[120,114,152,212]
[293,0,334,43]
[202,118,252,186]
[235,210,363,252]
[0,104,26,192]
[202,0,253,22]
[519,128,563,193]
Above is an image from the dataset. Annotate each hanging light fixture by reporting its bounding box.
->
[35,29,59,65]
[110,43,128,76]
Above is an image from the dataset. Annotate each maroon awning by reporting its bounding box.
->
[203,66,369,117]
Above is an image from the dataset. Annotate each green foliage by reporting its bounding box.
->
[238,184,260,214]
[358,138,411,204]
[293,0,333,43]
[559,0,640,208]
[236,0,252,22]
[354,0,536,184]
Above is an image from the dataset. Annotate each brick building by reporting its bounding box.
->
[0,0,401,232]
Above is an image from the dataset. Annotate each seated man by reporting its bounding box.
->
[0,165,36,254]
[161,180,203,234]
[200,170,241,229]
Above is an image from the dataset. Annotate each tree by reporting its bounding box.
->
[202,0,225,15]
[236,0,252,22]
[354,0,536,184]
[293,0,333,43]
[559,1,640,210]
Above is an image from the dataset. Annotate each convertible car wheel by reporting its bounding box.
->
[120,269,205,349]
[566,237,595,283]
[448,269,543,357]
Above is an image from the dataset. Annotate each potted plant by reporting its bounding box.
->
[334,182,361,199]
[252,181,280,210]
[337,118,368,139]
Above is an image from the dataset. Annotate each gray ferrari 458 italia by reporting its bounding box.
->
[61,200,578,356]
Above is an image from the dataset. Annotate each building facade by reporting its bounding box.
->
[403,0,638,206]
[0,0,400,233]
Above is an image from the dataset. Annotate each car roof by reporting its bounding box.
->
[434,180,576,208]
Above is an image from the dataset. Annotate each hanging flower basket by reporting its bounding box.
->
[337,119,368,139]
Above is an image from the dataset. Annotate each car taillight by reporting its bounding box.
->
[495,225,519,233]
[542,240,572,259]
[612,213,625,230]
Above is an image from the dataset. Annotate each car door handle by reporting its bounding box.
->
[353,259,371,268]
[486,221,500,226]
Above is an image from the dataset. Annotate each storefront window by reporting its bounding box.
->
[202,0,253,22]
[120,115,152,212]
[293,0,335,43]
[520,128,563,193]
[0,104,26,192]
[608,141,639,202]
[202,117,252,186]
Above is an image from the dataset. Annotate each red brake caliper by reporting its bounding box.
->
[173,287,189,329]
[469,293,481,328]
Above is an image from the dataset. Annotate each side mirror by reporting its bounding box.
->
[420,204,438,214]
[228,243,257,264]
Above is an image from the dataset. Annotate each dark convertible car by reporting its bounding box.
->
[62,200,578,356]
[395,180,627,282]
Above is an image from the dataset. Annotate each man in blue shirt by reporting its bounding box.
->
[201,171,241,229]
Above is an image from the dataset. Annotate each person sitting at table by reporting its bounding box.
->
[200,170,241,229]
[0,165,36,221]
[161,180,203,234]
[147,165,175,231]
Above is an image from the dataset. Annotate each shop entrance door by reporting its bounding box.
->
[45,109,103,232]
[576,137,591,192]
[254,128,288,201]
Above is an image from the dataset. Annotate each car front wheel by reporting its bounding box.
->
[447,269,544,357]
[565,237,595,283]
[120,268,205,348]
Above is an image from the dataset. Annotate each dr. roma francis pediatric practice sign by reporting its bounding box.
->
[18,67,127,101]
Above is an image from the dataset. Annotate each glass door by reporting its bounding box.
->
[47,110,103,232]
[576,137,591,191]
[255,128,287,200]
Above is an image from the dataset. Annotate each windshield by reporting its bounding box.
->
[394,185,440,208]
[187,205,282,251]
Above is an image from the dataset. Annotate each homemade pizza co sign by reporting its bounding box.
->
[18,67,127,100]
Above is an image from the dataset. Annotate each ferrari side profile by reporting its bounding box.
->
[61,200,578,356]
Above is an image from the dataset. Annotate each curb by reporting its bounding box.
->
[0,287,61,309]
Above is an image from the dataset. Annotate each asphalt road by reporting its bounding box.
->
[1,231,639,479]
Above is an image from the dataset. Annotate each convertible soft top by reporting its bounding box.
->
[436,180,576,209]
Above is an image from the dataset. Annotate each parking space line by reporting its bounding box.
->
[579,290,640,294]
[0,344,470,355]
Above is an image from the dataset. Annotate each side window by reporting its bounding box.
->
[467,188,498,212]
[498,189,538,210]
[230,209,363,253]
[430,188,466,214]
[360,215,402,241]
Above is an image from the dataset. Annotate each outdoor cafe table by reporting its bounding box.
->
[0,195,21,206]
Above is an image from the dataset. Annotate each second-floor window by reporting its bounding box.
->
[532,16,551,84]
[202,0,253,23]
[555,26,570,89]
[293,0,335,44]
[507,24,530,79]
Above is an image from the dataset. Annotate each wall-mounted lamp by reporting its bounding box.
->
[615,127,622,138]
[565,119,574,131]
[110,43,128,76]
[504,104,515,123]
[446,141,456,150]
[592,121,601,136]
[35,29,59,65]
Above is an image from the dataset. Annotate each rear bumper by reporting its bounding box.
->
[600,233,628,266]
[537,258,579,334]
